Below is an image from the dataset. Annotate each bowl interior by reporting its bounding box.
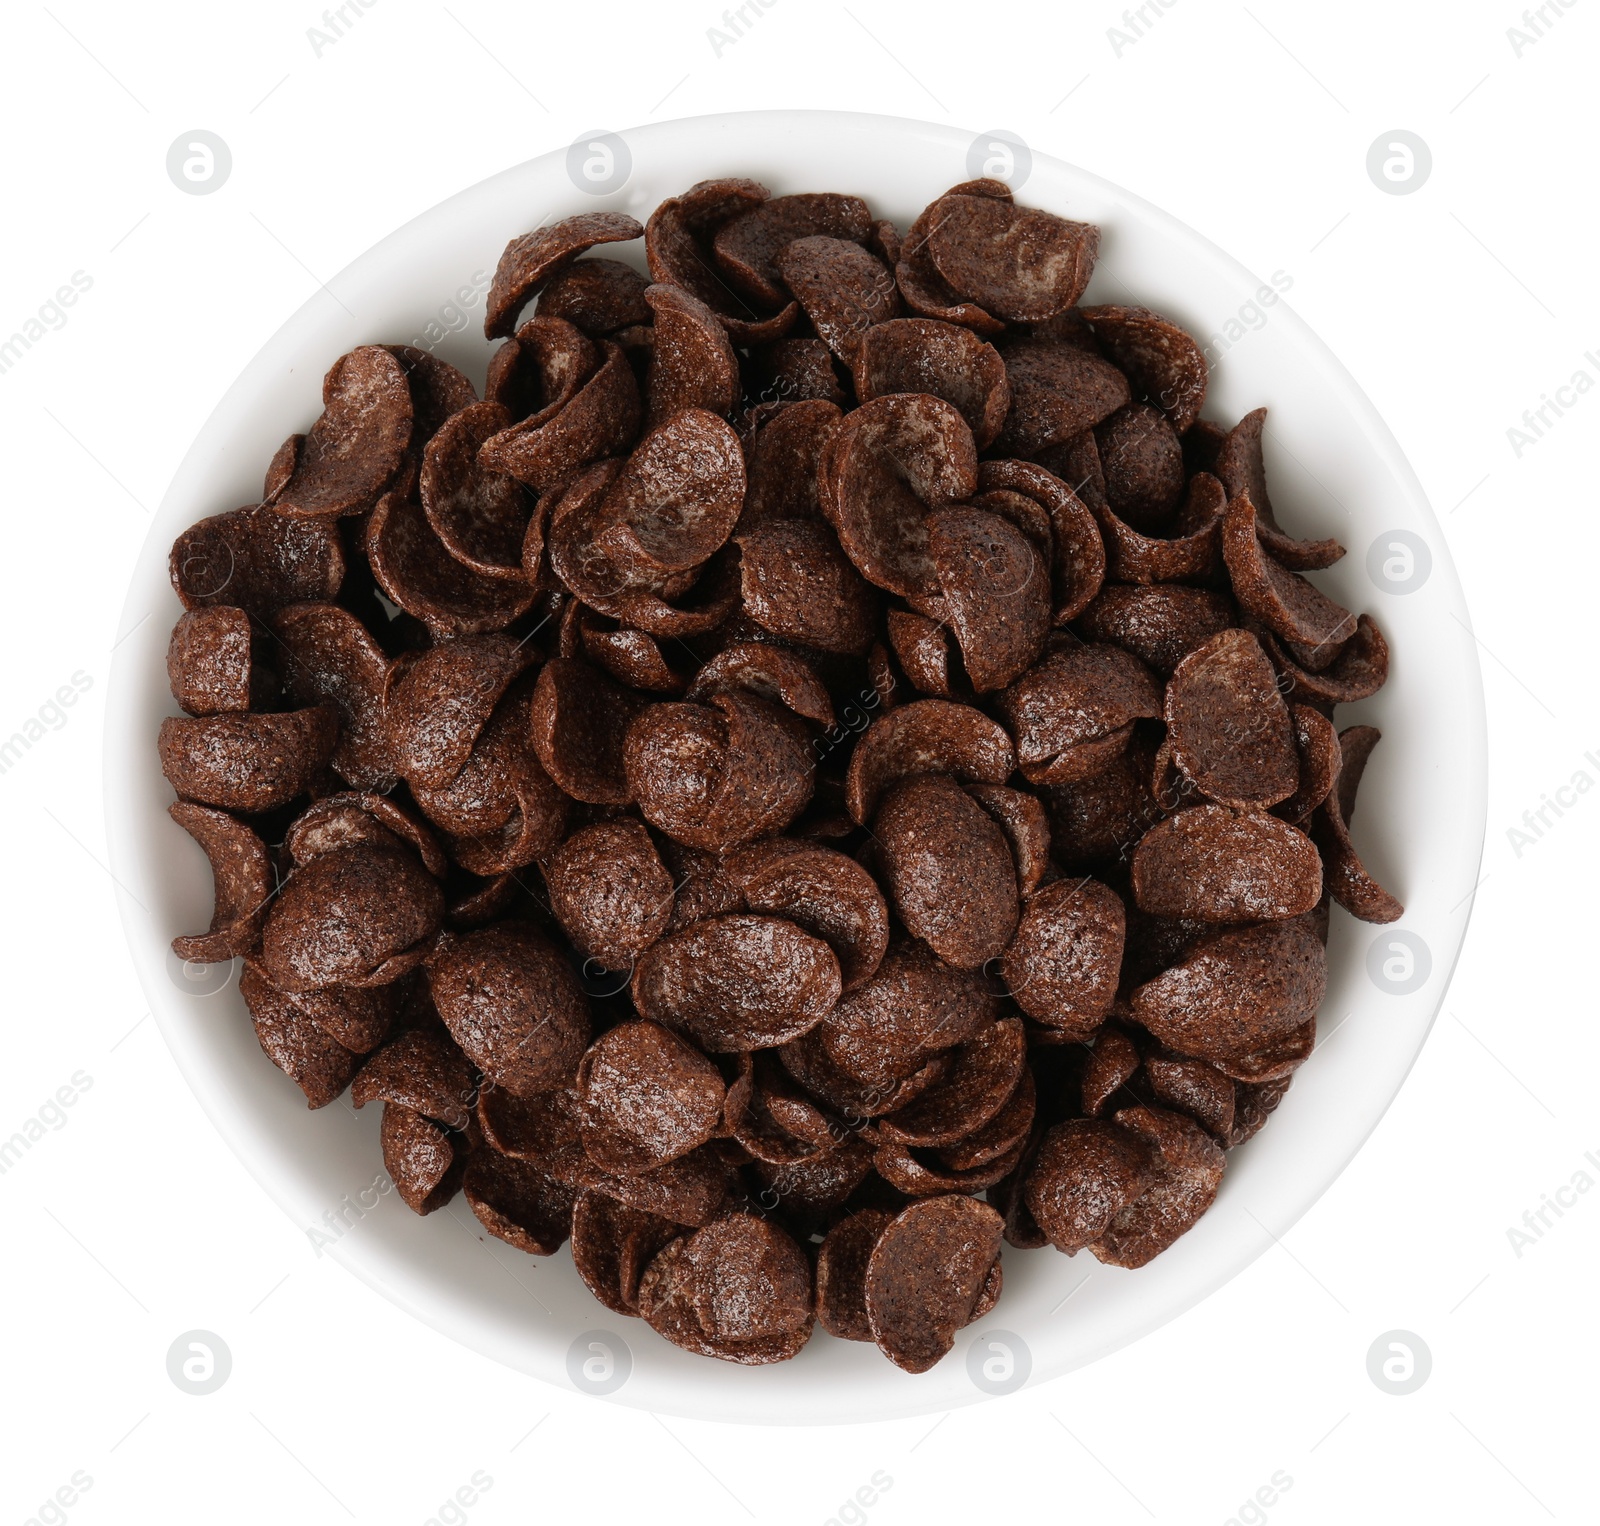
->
[106,110,1486,1423]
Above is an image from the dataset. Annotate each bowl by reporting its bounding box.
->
[105,109,1487,1423]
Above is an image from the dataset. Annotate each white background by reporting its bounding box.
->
[1,1,1595,1522]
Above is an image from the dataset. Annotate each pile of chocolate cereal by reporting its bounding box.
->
[158,176,1401,1372]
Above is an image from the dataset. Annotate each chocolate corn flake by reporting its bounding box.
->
[429,923,591,1096]
[864,1195,1004,1373]
[1131,805,1323,922]
[632,913,842,1053]
[1000,877,1124,1038]
[485,210,643,340]
[169,802,274,964]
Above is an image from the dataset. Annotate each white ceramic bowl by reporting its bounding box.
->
[106,110,1487,1423]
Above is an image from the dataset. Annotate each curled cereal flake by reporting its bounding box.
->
[367,491,537,636]
[877,1018,1027,1148]
[351,1028,475,1130]
[754,1133,877,1234]
[609,550,743,639]
[465,1148,575,1254]
[1023,1117,1152,1254]
[589,1145,734,1226]
[998,642,1161,777]
[1000,877,1124,1037]
[572,1190,678,1311]
[1223,494,1357,660]
[1259,614,1389,706]
[894,185,1011,336]
[687,642,835,727]
[850,318,1011,447]
[1074,583,1236,676]
[965,783,1051,895]
[1132,805,1322,921]
[632,913,842,1053]
[1094,403,1186,531]
[535,257,652,335]
[486,316,597,423]
[1312,726,1404,924]
[545,818,675,971]
[1081,304,1208,433]
[480,339,641,491]
[1043,737,1163,871]
[886,608,953,697]
[274,346,413,518]
[168,801,273,962]
[876,775,1020,970]
[530,657,645,805]
[875,1131,1026,1198]
[545,459,678,611]
[1142,1050,1237,1143]
[411,673,568,873]
[577,1020,725,1173]
[385,346,479,498]
[486,211,644,339]
[823,394,978,601]
[167,606,260,715]
[638,1212,814,1364]
[479,1085,593,1182]
[259,975,400,1054]
[580,618,684,693]
[739,399,841,526]
[1093,468,1226,585]
[1080,1025,1142,1116]
[775,237,900,363]
[1274,704,1340,824]
[926,195,1098,323]
[994,339,1131,458]
[158,705,337,813]
[286,792,446,878]
[644,283,740,422]
[724,1052,836,1166]
[749,339,846,410]
[385,635,532,790]
[170,505,344,620]
[725,838,889,991]
[658,841,744,934]
[735,519,876,657]
[382,1103,465,1214]
[820,939,996,1087]
[1130,920,1326,1081]
[977,459,1106,624]
[864,1195,1004,1373]
[625,691,812,853]
[262,843,443,992]
[927,507,1051,691]
[420,400,534,580]
[645,179,789,338]
[1214,408,1344,570]
[845,699,1014,825]
[270,603,395,790]
[571,1190,683,1314]
[782,1026,953,1122]
[1089,1106,1225,1268]
[936,1067,1037,1171]
[1165,627,1298,809]
[595,408,745,577]
[711,191,872,306]
[430,923,590,1096]
[240,965,360,1108]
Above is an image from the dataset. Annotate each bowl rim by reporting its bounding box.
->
[105,107,1488,1424]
